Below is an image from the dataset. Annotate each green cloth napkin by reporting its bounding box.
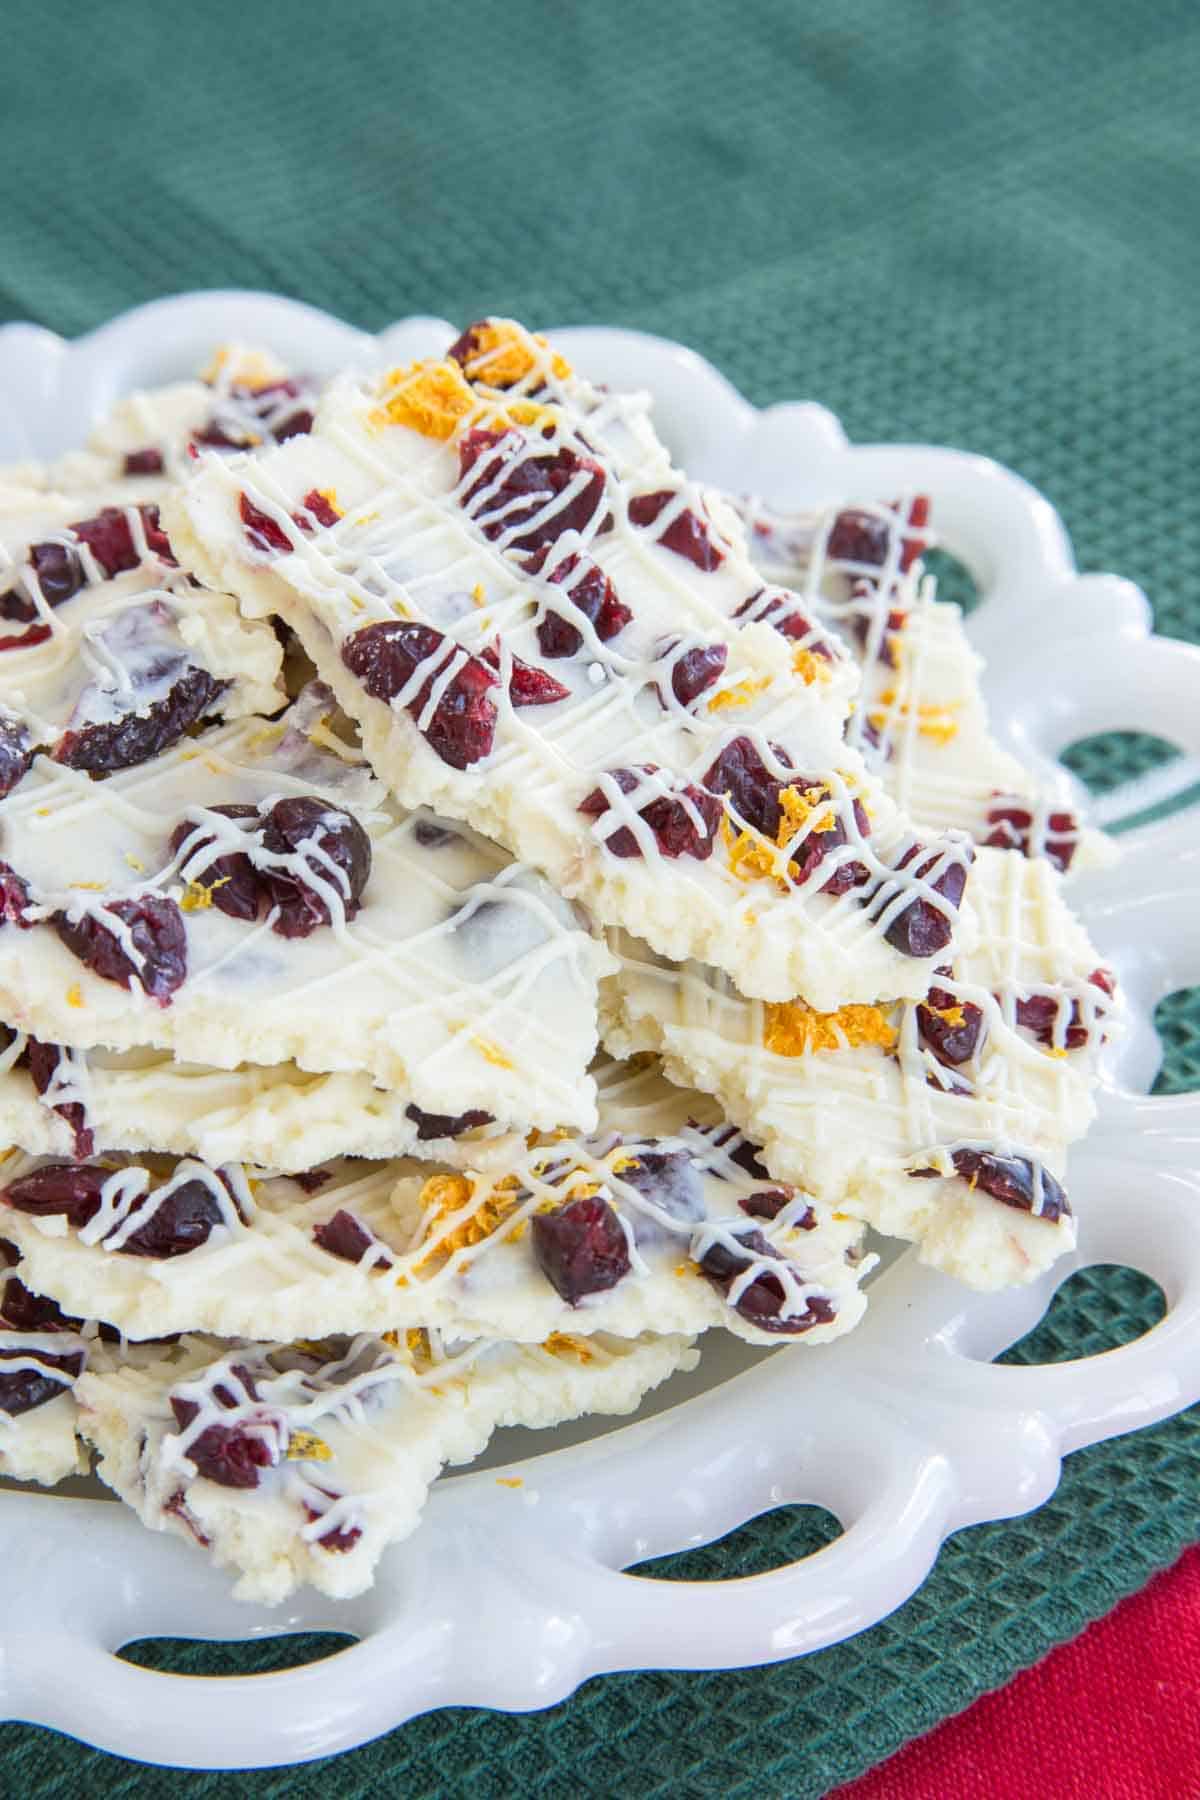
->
[1,0,1198,1791]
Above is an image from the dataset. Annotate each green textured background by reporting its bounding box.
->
[2,1,1199,1793]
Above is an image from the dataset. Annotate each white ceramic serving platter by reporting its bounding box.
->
[1,294,1198,1772]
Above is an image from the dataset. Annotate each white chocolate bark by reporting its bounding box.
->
[0,1037,524,1172]
[1,1063,870,1348]
[736,495,1112,872]
[0,692,613,1127]
[45,347,323,501]
[167,322,976,1009]
[78,1327,697,1605]
[602,848,1120,1288]
[0,484,283,768]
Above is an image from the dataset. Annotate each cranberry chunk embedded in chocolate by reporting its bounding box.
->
[529,549,632,658]
[697,1227,835,1334]
[313,1209,393,1266]
[404,1103,493,1141]
[239,493,294,555]
[579,766,722,860]
[123,448,166,477]
[4,1161,108,1228]
[0,1346,85,1416]
[118,1178,229,1258]
[0,716,32,798]
[170,1408,275,1489]
[659,641,728,710]
[878,842,973,959]
[259,797,372,937]
[983,796,1080,874]
[910,1148,1070,1221]
[54,668,227,774]
[53,894,188,1004]
[24,1038,94,1159]
[531,1194,631,1304]
[170,803,263,921]
[459,429,608,552]
[916,975,985,1067]
[341,620,498,769]
[0,862,34,929]
[629,489,725,570]
[479,644,570,706]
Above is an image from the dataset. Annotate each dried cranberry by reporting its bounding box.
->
[117,1178,227,1258]
[404,1103,493,1141]
[0,622,51,652]
[0,862,33,928]
[878,842,972,958]
[54,667,227,773]
[123,448,165,477]
[1,540,86,620]
[54,894,187,1004]
[702,736,791,837]
[312,1209,392,1266]
[696,1123,772,1182]
[479,644,570,706]
[983,797,1079,874]
[259,796,372,937]
[827,497,928,575]
[341,621,498,770]
[170,803,263,921]
[292,1168,332,1194]
[294,489,341,530]
[739,1189,812,1225]
[916,977,985,1067]
[4,1161,107,1227]
[579,765,722,860]
[658,641,728,709]
[24,1038,93,1158]
[303,1494,362,1552]
[1090,967,1116,998]
[239,493,294,554]
[74,504,172,575]
[947,1148,1070,1222]
[782,787,872,896]
[169,1403,274,1489]
[697,1228,835,1334]
[0,717,31,798]
[733,590,834,654]
[0,1345,84,1416]
[0,1270,81,1333]
[1012,992,1080,1050]
[529,549,632,658]
[531,1194,631,1304]
[628,490,724,571]
[459,429,608,552]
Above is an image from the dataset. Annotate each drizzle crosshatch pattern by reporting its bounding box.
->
[169,321,979,1012]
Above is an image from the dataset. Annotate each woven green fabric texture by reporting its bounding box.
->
[2,0,1199,1793]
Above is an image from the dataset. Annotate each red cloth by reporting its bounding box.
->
[833,1545,1200,1800]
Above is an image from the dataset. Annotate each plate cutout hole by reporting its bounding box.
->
[922,547,980,616]
[1059,729,1180,797]
[997,1264,1166,1367]
[1153,987,1200,1095]
[117,1631,357,1677]
[627,1503,841,1581]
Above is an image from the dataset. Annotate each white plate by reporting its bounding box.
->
[1,293,1198,1772]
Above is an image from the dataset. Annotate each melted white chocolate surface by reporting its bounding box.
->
[78,1326,696,1604]
[0,691,612,1126]
[167,320,977,1009]
[1,1063,870,1348]
[602,847,1120,1288]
